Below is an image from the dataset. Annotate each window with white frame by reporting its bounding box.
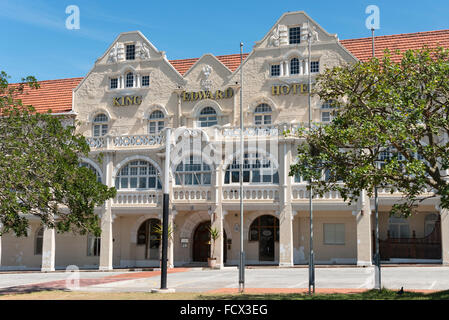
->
[289,27,301,44]
[80,162,102,183]
[323,223,345,245]
[321,100,335,123]
[175,155,212,186]
[92,113,109,137]
[271,64,280,77]
[87,233,101,256]
[290,58,300,75]
[254,103,272,126]
[198,106,218,127]
[35,227,44,255]
[110,77,118,89]
[388,216,410,238]
[224,152,279,184]
[126,44,135,60]
[310,61,320,73]
[115,160,162,190]
[125,72,134,88]
[148,110,165,134]
[141,75,150,87]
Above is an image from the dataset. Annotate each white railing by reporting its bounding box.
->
[113,191,161,205]
[291,184,343,200]
[222,185,279,201]
[86,134,163,150]
[86,137,105,148]
[221,123,306,138]
[172,186,212,202]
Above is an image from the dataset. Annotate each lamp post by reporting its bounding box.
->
[307,24,315,295]
[238,42,245,293]
[160,127,171,290]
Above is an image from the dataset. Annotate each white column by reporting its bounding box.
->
[41,226,55,272]
[168,212,174,268]
[284,61,289,77]
[211,206,224,269]
[279,142,294,266]
[300,60,304,74]
[355,190,373,266]
[99,153,114,270]
[279,62,284,77]
[440,208,449,265]
[305,59,309,75]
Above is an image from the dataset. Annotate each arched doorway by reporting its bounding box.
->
[137,219,161,260]
[249,215,279,261]
[192,221,228,262]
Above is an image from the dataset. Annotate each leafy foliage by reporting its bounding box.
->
[289,47,449,217]
[0,71,116,236]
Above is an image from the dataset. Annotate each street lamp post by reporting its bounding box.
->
[307,25,315,295]
[238,42,245,293]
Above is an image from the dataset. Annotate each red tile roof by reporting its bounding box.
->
[7,29,449,114]
[340,29,449,62]
[9,77,82,114]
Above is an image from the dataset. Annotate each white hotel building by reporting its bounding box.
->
[1,11,449,271]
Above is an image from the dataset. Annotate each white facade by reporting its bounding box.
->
[1,11,447,271]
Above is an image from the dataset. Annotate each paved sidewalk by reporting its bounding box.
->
[0,266,448,295]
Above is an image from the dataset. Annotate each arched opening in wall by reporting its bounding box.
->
[137,219,161,260]
[192,221,227,263]
[249,215,279,261]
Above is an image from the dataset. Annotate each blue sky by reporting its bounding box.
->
[1,0,449,82]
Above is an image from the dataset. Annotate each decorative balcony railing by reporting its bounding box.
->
[222,185,279,201]
[86,134,163,150]
[220,123,306,138]
[291,184,343,201]
[113,190,161,205]
[172,186,212,202]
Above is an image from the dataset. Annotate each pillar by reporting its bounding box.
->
[210,206,224,269]
[168,212,174,268]
[440,208,449,265]
[355,190,373,266]
[279,141,294,266]
[41,226,55,272]
[99,153,114,271]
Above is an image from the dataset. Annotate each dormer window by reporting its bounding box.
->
[110,78,118,89]
[290,58,300,75]
[289,27,301,44]
[125,72,134,88]
[126,44,135,60]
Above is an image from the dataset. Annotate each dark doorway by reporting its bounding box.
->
[223,230,227,263]
[137,218,161,260]
[193,221,211,262]
[249,215,279,261]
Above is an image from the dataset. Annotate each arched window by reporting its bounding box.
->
[148,110,165,134]
[249,215,279,242]
[80,162,102,183]
[290,58,300,75]
[175,155,212,185]
[125,72,134,88]
[198,107,217,127]
[224,152,279,184]
[93,113,108,137]
[388,216,410,238]
[254,103,272,126]
[425,213,439,236]
[35,227,44,255]
[115,160,162,190]
[137,218,161,260]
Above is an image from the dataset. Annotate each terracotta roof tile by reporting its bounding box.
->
[7,29,449,114]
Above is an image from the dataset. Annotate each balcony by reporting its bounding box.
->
[172,186,213,202]
[113,190,161,206]
[222,185,280,202]
[86,134,163,150]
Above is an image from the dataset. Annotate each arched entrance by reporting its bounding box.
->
[249,215,279,261]
[137,219,161,260]
[192,221,228,262]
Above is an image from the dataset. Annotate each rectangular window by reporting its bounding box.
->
[311,61,320,73]
[321,111,331,122]
[126,44,135,60]
[110,78,118,89]
[271,64,280,77]
[289,27,301,44]
[323,223,345,245]
[142,75,150,87]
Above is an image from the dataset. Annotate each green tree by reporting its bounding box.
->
[0,71,116,237]
[289,47,449,217]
